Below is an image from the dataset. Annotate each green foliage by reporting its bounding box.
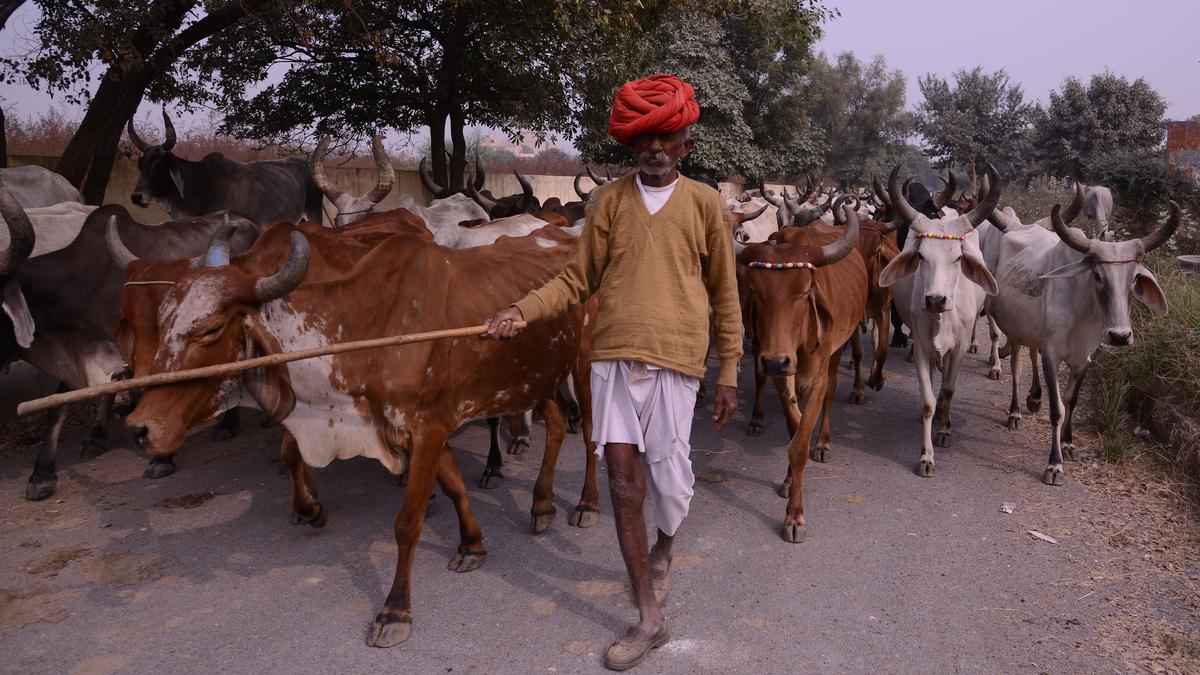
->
[1085,151,1200,233]
[1032,72,1167,180]
[809,52,912,184]
[915,67,1034,184]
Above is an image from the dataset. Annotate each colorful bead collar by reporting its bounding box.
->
[916,232,964,241]
[747,261,816,270]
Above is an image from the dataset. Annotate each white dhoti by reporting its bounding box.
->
[591,360,700,536]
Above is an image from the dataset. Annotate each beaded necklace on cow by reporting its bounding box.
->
[746,261,816,270]
[915,232,964,241]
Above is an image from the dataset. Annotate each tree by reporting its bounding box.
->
[0,1,271,202]
[1086,151,1200,230]
[915,67,1034,186]
[808,51,911,184]
[574,0,835,181]
[1031,72,1168,180]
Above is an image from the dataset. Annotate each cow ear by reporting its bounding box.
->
[878,250,919,287]
[1040,259,1092,279]
[2,280,34,348]
[168,158,186,198]
[241,315,295,426]
[1133,266,1168,316]
[961,250,998,295]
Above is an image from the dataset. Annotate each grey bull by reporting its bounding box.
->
[987,200,1181,486]
[1084,185,1114,239]
[128,109,322,224]
[0,165,84,207]
[0,200,259,501]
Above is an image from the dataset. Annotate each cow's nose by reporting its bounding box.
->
[761,355,791,376]
[130,426,149,452]
[924,294,948,312]
[130,192,147,206]
[1107,330,1132,346]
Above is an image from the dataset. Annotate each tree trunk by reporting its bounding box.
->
[448,104,466,192]
[969,155,977,192]
[428,108,448,189]
[55,69,148,203]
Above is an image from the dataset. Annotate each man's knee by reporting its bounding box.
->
[604,443,645,498]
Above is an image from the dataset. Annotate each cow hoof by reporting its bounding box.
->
[448,548,487,573]
[890,336,908,348]
[988,368,1001,381]
[25,479,56,501]
[477,469,503,490]
[968,344,978,354]
[566,418,582,435]
[1026,397,1042,414]
[531,510,556,534]
[810,446,830,463]
[1062,443,1076,461]
[290,503,327,528]
[747,421,764,437]
[916,460,936,477]
[569,508,599,528]
[1041,467,1064,486]
[1006,415,1022,430]
[781,522,807,543]
[142,460,175,480]
[867,375,884,391]
[934,431,952,448]
[81,430,109,457]
[507,438,530,456]
[366,616,412,648]
[848,391,863,404]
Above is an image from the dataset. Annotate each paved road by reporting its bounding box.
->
[0,332,1176,673]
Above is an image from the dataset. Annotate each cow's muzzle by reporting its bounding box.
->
[923,294,949,313]
[1106,329,1132,347]
[130,191,150,208]
[760,355,792,376]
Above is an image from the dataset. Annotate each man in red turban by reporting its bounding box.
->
[485,73,743,670]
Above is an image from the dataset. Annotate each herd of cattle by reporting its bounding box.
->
[0,110,1183,646]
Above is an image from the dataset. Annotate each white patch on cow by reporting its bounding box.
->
[425,367,433,376]
[157,275,229,365]
[384,404,407,429]
[534,237,557,248]
[0,202,96,257]
[582,314,590,327]
[433,214,549,249]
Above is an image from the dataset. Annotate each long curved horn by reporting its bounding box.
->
[832,196,855,225]
[758,182,784,209]
[733,202,769,225]
[1137,201,1182,255]
[586,166,609,186]
[965,163,1002,228]
[126,118,150,152]
[253,232,310,302]
[1060,182,1085,224]
[872,175,892,208]
[1050,203,1091,254]
[466,178,498,215]
[817,204,860,265]
[799,175,816,203]
[308,136,344,203]
[817,193,836,216]
[934,172,956,209]
[161,109,176,152]
[365,134,394,204]
[573,172,589,200]
[0,184,35,274]
[205,216,236,267]
[473,155,486,191]
[105,216,139,270]
[888,164,920,225]
[418,157,445,197]
[514,171,536,213]
[988,206,1019,232]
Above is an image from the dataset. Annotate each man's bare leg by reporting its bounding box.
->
[605,442,665,638]
[649,528,672,603]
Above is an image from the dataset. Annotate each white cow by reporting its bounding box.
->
[0,165,84,208]
[1084,185,1114,239]
[727,197,775,252]
[988,201,1180,485]
[0,201,97,257]
[878,163,1002,477]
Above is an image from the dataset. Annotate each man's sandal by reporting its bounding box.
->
[604,624,670,671]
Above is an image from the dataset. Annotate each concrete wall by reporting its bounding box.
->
[6,154,762,225]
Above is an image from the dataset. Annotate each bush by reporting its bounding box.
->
[1085,151,1200,240]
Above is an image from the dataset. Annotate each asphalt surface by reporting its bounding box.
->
[0,330,1162,673]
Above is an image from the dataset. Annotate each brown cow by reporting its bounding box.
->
[844,214,900,403]
[740,207,867,543]
[122,223,597,647]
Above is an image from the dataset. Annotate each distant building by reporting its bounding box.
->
[479,131,565,158]
[1166,120,1200,183]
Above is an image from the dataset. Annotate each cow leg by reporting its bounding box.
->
[812,349,843,462]
[986,314,1003,380]
[26,392,68,501]
[507,412,531,455]
[889,301,908,347]
[782,371,825,543]
[211,408,241,441]
[867,301,889,391]
[479,418,504,489]
[81,394,115,456]
[569,368,600,528]
[281,431,325,528]
[439,445,487,573]
[1040,350,1066,486]
[1006,343,1025,429]
[748,362,767,436]
[1026,349,1043,413]
[560,378,582,434]
[531,398,567,534]
[968,315,980,354]
[933,348,966,449]
[366,436,442,648]
[1060,364,1088,462]
[914,347,938,477]
[847,334,865,404]
[771,373,800,440]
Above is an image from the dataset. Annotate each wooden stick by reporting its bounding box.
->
[16,321,526,417]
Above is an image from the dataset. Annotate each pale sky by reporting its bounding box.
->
[0,0,1196,142]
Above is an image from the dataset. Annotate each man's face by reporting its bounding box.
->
[631,129,694,177]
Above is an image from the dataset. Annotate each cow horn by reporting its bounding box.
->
[832,196,855,225]
[817,204,860,265]
[817,193,836,216]
[308,136,345,203]
[887,164,920,224]
[473,155,486,191]
[586,166,609,186]
[105,216,139,270]
[966,163,1002,228]
[799,175,816,203]
[203,216,236,267]
[740,202,768,223]
[1049,203,1091,254]
[514,171,536,213]
[126,118,150,152]
[366,134,394,204]
[934,172,956,209]
[1137,201,1182,255]
[758,182,784,209]
[467,178,498,215]
[418,157,445,197]
[872,175,892,208]
[253,232,310,302]
[1060,182,1085,224]
[0,183,35,275]
[161,109,176,152]
[988,206,1019,232]
[573,172,589,200]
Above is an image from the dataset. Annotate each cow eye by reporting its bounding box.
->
[195,324,224,341]
[954,255,963,263]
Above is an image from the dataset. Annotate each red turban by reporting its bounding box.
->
[607,74,700,146]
